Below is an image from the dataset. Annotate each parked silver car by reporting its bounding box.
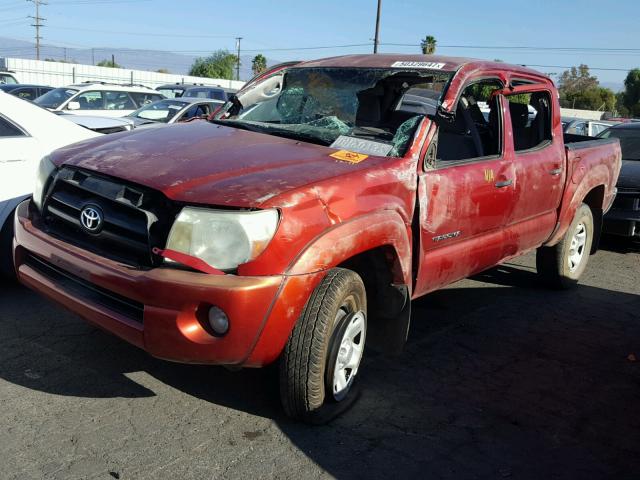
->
[125,97,224,127]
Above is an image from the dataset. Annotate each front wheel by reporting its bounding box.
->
[279,268,367,423]
[537,203,594,289]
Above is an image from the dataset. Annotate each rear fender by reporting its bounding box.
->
[545,163,610,247]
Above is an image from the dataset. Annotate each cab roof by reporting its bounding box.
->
[296,54,544,77]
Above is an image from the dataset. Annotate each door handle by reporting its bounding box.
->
[495,179,513,188]
[549,168,562,176]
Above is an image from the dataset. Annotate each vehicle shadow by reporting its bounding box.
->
[600,233,640,254]
[1,263,639,478]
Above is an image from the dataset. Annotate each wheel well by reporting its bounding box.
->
[583,185,605,254]
[338,246,409,354]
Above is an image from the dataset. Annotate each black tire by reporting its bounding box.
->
[279,268,367,423]
[0,213,16,282]
[537,203,594,289]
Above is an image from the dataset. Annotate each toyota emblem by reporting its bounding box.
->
[80,205,103,233]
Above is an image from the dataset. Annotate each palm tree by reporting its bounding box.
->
[251,54,267,76]
[420,36,437,55]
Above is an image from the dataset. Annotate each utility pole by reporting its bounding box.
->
[235,37,242,81]
[373,0,381,53]
[27,0,46,60]
[91,48,95,65]
[111,53,115,67]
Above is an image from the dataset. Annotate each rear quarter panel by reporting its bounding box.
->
[545,138,621,246]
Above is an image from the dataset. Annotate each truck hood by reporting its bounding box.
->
[51,121,391,206]
[618,160,640,189]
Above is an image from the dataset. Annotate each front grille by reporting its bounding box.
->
[25,253,144,324]
[95,126,129,135]
[41,167,178,267]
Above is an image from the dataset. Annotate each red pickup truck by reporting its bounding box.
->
[13,55,621,422]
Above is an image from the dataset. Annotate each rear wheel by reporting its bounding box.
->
[537,203,594,289]
[0,213,16,282]
[279,268,366,423]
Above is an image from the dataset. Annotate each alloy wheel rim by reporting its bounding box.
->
[331,309,366,401]
[568,222,587,272]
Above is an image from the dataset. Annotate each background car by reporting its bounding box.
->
[562,117,618,137]
[0,84,53,101]
[0,91,100,278]
[156,83,236,101]
[0,71,18,84]
[126,97,224,127]
[55,112,135,134]
[34,82,164,117]
[598,122,640,238]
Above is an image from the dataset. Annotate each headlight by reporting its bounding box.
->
[33,155,57,211]
[165,207,279,270]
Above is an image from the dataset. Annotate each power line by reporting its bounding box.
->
[381,42,640,53]
[522,64,632,72]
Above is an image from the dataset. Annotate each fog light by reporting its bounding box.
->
[208,306,229,336]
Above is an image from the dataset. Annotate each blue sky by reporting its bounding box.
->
[0,0,638,86]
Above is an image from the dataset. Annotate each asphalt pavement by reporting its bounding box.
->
[0,237,638,480]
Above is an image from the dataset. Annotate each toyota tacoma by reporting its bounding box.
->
[13,55,621,422]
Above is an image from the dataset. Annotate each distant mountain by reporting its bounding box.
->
[0,36,279,81]
[601,81,624,93]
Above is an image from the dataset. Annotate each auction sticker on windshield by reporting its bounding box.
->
[330,150,369,164]
[391,61,446,69]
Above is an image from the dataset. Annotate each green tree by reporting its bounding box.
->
[420,35,437,55]
[97,59,122,68]
[251,54,267,76]
[558,64,616,111]
[189,50,237,80]
[558,64,598,94]
[621,68,640,117]
[156,68,170,74]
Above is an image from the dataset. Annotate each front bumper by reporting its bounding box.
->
[603,189,640,237]
[13,200,318,366]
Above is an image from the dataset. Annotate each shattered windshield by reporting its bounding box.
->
[213,67,451,157]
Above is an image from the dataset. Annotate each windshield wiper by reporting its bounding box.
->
[209,118,264,133]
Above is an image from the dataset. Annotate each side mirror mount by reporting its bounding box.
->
[67,101,81,111]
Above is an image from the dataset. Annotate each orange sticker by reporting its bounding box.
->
[330,150,369,164]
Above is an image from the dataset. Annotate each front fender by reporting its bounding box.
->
[243,210,413,366]
[286,210,413,285]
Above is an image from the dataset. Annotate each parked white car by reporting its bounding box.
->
[0,71,18,84]
[56,112,135,134]
[34,82,164,117]
[0,91,100,277]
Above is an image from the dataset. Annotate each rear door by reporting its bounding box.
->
[500,85,565,254]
